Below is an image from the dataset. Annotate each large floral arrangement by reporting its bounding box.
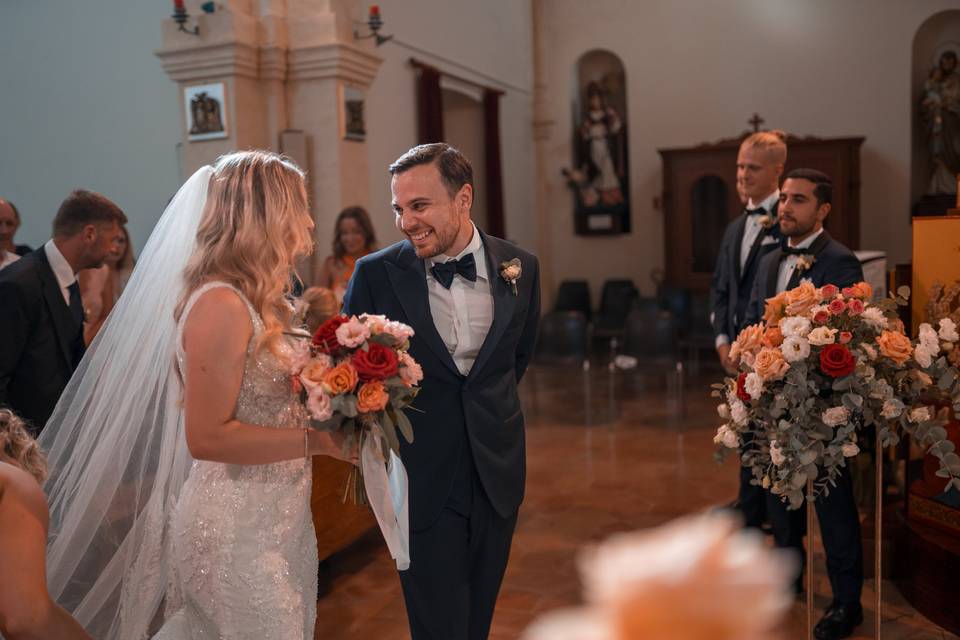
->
[713,281,960,509]
[295,313,422,501]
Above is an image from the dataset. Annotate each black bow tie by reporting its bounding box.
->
[746,207,767,216]
[430,253,477,289]
[781,245,809,256]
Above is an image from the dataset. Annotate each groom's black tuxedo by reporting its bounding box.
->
[343,230,540,639]
[0,248,85,433]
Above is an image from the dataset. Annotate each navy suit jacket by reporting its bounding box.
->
[0,248,84,432]
[744,230,864,327]
[710,202,782,342]
[342,232,540,531]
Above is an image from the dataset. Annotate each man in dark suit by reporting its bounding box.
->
[710,130,786,530]
[747,169,864,640]
[343,143,540,640]
[0,190,126,433]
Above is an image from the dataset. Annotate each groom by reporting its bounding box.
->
[343,143,540,639]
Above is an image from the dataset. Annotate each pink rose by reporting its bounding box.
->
[335,316,372,348]
[842,286,856,298]
[813,310,830,324]
[820,284,839,300]
[839,331,853,344]
[382,320,415,344]
[306,388,333,421]
[398,351,423,387]
[828,298,847,315]
[847,299,864,316]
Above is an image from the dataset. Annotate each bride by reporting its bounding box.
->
[39,151,355,639]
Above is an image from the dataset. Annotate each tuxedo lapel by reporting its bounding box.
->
[765,247,783,300]
[741,201,780,282]
[786,231,832,290]
[732,214,747,283]
[468,233,517,382]
[385,242,460,377]
[34,251,78,368]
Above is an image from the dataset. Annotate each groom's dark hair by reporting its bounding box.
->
[784,168,832,207]
[53,189,127,237]
[389,143,473,198]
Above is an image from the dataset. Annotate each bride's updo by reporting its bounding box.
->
[176,150,315,360]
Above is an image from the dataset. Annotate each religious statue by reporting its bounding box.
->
[577,81,625,205]
[919,50,960,195]
[189,91,225,135]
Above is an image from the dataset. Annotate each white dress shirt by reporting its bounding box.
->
[425,224,494,376]
[739,189,780,270]
[44,239,77,305]
[776,228,824,294]
[0,251,19,270]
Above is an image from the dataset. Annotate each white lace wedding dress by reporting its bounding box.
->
[153,281,318,639]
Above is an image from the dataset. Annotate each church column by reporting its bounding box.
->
[531,0,555,309]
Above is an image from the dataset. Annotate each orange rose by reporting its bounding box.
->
[876,330,912,366]
[763,292,789,327]
[356,381,389,413]
[753,347,790,381]
[850,282,873,300]
[785,281,818,318]
[299,354,333,391]
[763,326,784,348]
[322,361,359,395]
[730,324,764,365]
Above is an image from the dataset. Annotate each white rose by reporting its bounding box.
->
[914,344,935,369]
[770,440,786,466]
[779,316,812,338]
[781,336,811,363]
[822,406,850,427]
[713,425,739,448]
[918,323,939,351]
[841,442,860,457]
[939,317,959,342]
[909,406,932,423]
[730,400,749,426]
[717,403,731,420]
[860,307,888,332]
[807,326,838,346]
[744,372,764,400]
[881,399,903,419]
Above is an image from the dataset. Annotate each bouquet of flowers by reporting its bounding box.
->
[713,281,960,509]
[296,313,422,503]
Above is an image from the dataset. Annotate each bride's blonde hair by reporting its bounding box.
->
[176,151,314,360]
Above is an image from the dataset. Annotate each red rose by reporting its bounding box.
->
[820,343,855,378]
[313,315,349,354]
[828,298,846,315]
[813,310,830,324]
[736,372,751,402]
[352,343,400,381]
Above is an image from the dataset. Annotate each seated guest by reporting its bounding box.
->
[315,206,377,303]
[79,225,136,344]
[300,286,339,333]
[746,169,864,640]
[0,190,126,433]
[0,198,30,269]
[0,409,93,639]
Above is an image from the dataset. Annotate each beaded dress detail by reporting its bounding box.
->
[153,282,317,639]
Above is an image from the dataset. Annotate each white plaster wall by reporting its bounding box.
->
[539,0,960,300]
[0,1,181,253]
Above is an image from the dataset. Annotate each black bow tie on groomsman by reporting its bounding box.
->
[746,207,767,216]
[781,244,809,256]
[430,253,477,289]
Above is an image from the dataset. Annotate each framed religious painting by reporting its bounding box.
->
[184,82,228,142]
[341,85,366,142]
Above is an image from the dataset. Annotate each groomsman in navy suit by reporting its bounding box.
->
[343,143,540,639]
[710,130,786,530]
[746,169,864,640]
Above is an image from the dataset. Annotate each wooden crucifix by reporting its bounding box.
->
[748,113,765,132]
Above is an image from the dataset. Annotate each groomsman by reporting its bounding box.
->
[710,130,786,530]
[0,190,126,433]
[747,169,864,640]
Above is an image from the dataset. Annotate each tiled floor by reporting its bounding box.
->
[314,363,958,639]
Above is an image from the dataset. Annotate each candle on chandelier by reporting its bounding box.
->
[174,0,185,11]
[369,5,380,18]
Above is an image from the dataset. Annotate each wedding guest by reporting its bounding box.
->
[710,130,786,532]
[0,409,93,639]
[78,225,136,344]
[746,169,864,640]
[316,206,377,304]
[0,199,31,270]
[300,286,339,334]
[0,190,126,433]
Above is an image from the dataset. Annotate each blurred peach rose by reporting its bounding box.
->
[763,327,784,348]
[300,354,334,391]
[763,292,789,327]
[322,361,360,394]
[785,281,818,317]
[753,348,790,382]
[876,330,912,366]
[731,324,765,366]
[356,381,389,413]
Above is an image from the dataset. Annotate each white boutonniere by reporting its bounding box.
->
[500,258,522,295]
[795,254,816,274]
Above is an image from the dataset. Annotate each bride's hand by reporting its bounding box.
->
[307,429,360,465]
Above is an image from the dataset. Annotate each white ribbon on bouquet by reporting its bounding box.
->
[360,430,410,570]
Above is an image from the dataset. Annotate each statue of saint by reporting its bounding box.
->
[919,50,960,195]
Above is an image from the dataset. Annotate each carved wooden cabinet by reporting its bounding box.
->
[659,135,864,291]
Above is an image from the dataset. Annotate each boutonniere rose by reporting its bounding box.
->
[795,254,816,274]
[500,258,522,295]
[758,214,776,230]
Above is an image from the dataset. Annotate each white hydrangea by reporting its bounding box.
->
[860,307,888,332]
[807,326,838,346]
[781,336,811,363]
[939,317,959,342]
[822,406,850,427]
[779,316,812,338]
[918,323,940,352]
[914,344,936,369]
[744,372,764,400]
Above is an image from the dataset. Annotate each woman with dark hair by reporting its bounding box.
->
[316,206,377,304]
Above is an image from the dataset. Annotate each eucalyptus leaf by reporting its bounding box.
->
[395,409,415,444]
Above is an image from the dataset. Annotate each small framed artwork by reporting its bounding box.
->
[342,85,366,141]
[185,82,228,141]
